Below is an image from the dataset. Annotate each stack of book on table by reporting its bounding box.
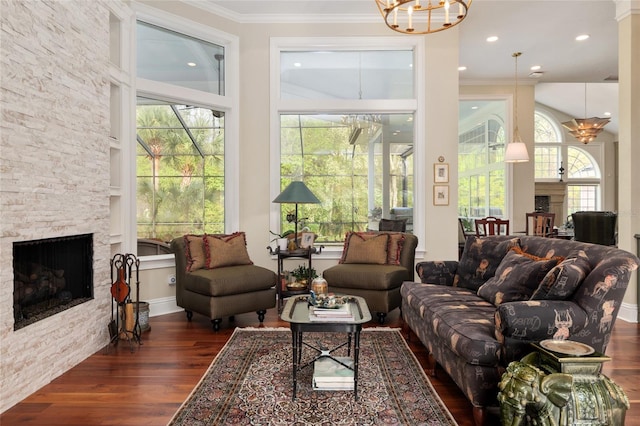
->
[313,356,354,390]
[309,303,354,322]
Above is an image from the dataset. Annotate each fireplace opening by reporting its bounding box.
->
[13,234,94,330]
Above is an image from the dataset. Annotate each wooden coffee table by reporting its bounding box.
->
[280,295,371,400]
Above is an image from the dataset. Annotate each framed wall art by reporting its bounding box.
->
[434,163,449,183]
[433,185,449,206]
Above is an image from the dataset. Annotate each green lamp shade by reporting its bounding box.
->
[273,181,320,204]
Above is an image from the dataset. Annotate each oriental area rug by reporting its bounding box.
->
[168,328,458,426]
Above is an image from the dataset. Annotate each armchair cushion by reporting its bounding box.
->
[455,236,521,291]
[324,263,408,291]
[204,232,253,269]
[531,250,591,300]
[184,264,276,297]
[478,249,560,306]
[339,232,389,264]
[184,234,206,272]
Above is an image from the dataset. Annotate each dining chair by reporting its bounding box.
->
[378,218,407,232]
[474,216,510,236]
[525,212,556,237]
[458,218,473,258]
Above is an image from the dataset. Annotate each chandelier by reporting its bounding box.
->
[374,0,472,35]
[562,83,610,144]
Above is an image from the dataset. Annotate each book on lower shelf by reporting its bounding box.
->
[309,304,354,322]
[313,356,354,391]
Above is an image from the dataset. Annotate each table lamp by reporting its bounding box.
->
[273,181,320,249]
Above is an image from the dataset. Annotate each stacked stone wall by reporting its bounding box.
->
[0,0,112,412]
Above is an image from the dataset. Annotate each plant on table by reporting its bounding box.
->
[291,265,318,284]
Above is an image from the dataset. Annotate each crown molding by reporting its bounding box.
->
[181,0,381,24]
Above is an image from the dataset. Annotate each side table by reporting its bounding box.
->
[280,295,371,400]
[268,246,322,312]
[498,340,629,426]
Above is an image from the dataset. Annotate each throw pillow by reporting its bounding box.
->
[382,232,406,265]
[339,232,389,265]
[184,234,206,272]
[477,249,561,306]
[531,250,591,300]
[455,236,521,291]
[204,232,253,269]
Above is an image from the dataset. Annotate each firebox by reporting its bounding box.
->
[13,234,93,330]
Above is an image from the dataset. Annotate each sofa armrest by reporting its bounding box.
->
[495,300,589,342]
[415,261,459,286]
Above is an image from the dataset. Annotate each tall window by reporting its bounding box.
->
[534,111,601,215]
[458,100,508,223]
[280,113,414,242]
[136,99,224,239]
[274,41,419,244]
[135,19,233,247]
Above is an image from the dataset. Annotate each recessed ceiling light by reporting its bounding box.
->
[604,112,612,116]
[187,62,197,67]
[486,36,498,42]
[458,66,467,71]
[530,65,541,71]
[576,34,590,41]
[293,62,302,67]
[471,106,478,110]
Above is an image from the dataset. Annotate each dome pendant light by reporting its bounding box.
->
[504,52,530,163]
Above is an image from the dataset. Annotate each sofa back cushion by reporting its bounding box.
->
[204,232,253,269]
[477,249,560,305]
[530,250,591,300]
[455,236,521,291]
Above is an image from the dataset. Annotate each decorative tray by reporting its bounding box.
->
[309,294,348,309]
[539,339,595,356]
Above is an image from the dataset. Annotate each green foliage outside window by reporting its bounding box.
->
[136,101,225,242]
[280,114,413,244]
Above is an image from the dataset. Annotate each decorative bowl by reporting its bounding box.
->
[286,282,307,291]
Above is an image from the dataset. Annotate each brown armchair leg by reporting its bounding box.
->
[211,318,222,331]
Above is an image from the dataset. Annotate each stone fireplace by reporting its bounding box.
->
[1,0,113,413]
[13,234,94,331]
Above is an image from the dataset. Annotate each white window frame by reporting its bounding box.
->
[130,4,240,268]
[269,37,425,257]
[459,95,514,221]
[534,107,604,215]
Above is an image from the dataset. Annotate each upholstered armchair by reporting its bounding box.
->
[572,211,617,246]
[170,233,276,331]
[322,231,418,323]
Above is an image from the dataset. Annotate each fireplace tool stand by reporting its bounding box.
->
[108,253,142,353]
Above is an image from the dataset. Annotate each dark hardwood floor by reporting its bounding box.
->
[1,308,638,426]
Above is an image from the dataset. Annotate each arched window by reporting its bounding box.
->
[534,110,601,215]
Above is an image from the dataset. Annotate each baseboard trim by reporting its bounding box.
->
[618,302,638,323]
[146,296,182,318]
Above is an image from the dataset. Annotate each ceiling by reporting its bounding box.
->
[189,0,621,135]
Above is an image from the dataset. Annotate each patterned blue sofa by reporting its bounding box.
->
[401,235,639,425]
